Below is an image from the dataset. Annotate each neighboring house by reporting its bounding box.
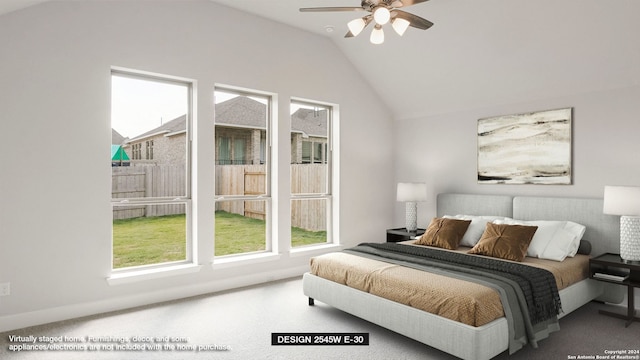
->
[214,96,267,165]
[215,96,329,165]
[291,107,328,164]
[122,115,187,166]
[121,96,328,166]
[112,128,126,145]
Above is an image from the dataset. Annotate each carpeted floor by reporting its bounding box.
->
[1,277,638,360]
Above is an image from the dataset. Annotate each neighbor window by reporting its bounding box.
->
[214,87,271,257]
[111,69,192,270]
[290,99,333,248]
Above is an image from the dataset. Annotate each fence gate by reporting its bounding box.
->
[244,169,266,220]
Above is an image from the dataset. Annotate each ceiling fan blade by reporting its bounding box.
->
[394,0,430,7]
[393,10,433,30]
[300,7,365,12]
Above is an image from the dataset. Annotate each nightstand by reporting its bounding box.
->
[386,228,425,243]
[589,253,640,327]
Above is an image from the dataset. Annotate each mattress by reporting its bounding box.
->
[309,242,590,327]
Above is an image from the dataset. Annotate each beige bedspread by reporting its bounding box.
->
[309,242,590,327]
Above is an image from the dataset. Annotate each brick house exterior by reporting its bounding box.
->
[120,96,328,166]
[122,115,187,166]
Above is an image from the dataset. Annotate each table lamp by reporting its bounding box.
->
[397,182,427,232]
[603,185,640,262]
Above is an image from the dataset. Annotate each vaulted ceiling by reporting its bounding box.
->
[2,0,639,120]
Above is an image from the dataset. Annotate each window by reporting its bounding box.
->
[218,137,230,165]
[233,138,246,164]
[111,69,192,270]
[301,141,327,164]
[214,87,271,257]
[290,100,333,248]
[145,140,154,160]
[301,141,311,164]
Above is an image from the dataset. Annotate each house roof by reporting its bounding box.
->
[216,96,327,137]
[122,96,328,140]
[127,115,187,142]
[111,128,126,145]
[291,108,327,138]
[215,96,267,129]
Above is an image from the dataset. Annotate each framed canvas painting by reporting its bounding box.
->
[477,107,572,185]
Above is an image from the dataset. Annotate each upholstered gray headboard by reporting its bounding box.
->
[437,194,513,218]
[437,193,620,257]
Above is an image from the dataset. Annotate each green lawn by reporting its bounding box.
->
[112,211,327,268]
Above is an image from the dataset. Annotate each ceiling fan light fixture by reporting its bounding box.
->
[347,17,366,37]
[370,24,384,45]
[392,17,410,36]
[372,7,391,25]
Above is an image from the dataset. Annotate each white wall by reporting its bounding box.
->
[0,1,395,331]
[395,85,640,225]
[393,76,640,310]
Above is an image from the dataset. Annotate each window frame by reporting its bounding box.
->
[109,67,195,276]
[290,98,336,248]
[213,85,274,258]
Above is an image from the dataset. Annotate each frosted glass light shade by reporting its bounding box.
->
[373,7,391,25]
[347,18,366,37]
[392,18,410,36]
[370,25,384,44]
[397,182,427,202]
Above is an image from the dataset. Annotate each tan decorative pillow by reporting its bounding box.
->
[468,223,538,262]
[415,217,471,250]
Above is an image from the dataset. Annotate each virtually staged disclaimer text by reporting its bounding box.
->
[6,335,231,352]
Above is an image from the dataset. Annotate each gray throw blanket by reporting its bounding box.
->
[345,242,562,353]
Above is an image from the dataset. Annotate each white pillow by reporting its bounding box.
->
[443,215,508,247]
[539,228,576,261]
[497,219,563,258]
[495,219,586,261]
[565,221,586,257]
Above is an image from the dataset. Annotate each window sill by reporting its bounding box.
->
[107,263,202,285]
[212,252,281,269]
[289,243,343,257]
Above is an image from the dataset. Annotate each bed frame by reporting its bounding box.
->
[303,193,622,360]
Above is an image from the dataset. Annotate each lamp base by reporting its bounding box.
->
[405,202,417,232]
[620,216,640,262]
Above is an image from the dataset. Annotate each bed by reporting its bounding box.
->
[302,193,622,360]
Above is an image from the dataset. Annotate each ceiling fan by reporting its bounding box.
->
[300,0,433,45]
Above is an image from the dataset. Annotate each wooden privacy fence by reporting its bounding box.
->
[291,164,327,232]
[113,164,327,231]
[112,165,186,220]
[214,164,327,196]
[215,165,267,221]
[214,164,327,231]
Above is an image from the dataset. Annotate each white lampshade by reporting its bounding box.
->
[603,186,640,215]
[392,18,410,36]
[370,25,384,45]
[347,18,366,37]
[373,7,391,25]
[397,182,427,202]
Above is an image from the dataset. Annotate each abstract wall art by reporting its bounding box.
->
[477,107,572,185]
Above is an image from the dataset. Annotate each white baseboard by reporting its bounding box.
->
[0,266,307,333]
